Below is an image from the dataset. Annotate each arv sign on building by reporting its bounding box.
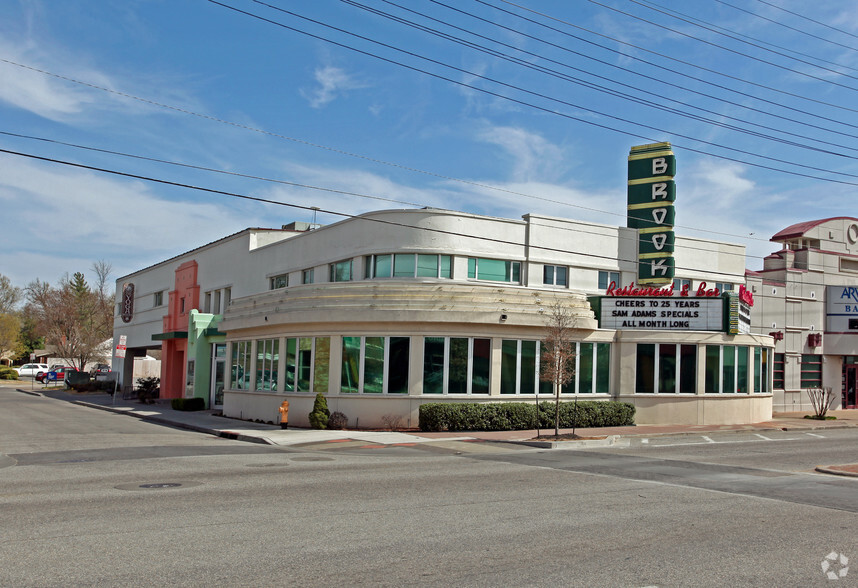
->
[827,286,858,333]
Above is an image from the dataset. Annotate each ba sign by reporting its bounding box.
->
[627,142,676,286]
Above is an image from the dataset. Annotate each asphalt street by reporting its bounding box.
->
[1,386,856,587]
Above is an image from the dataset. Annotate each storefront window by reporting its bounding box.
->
[422,337,490,395]
[284,338,296,391]
[595,343,611,393]
[341,336,361,393]
[297,338,312,392]
[230,341,252,390]
[636,344,655,394]
[754,348,771,393]
[423,337,445,395]
[637,343,696,394]
[579,342,594,393]
[341,336,410,394]
[255,338,279,391]
[706,345,752,393]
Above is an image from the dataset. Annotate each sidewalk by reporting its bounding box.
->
[32,387,857,440]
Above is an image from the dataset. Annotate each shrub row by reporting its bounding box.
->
[68,379,116,392]
[418,400,635,432]
[171,397,206,411]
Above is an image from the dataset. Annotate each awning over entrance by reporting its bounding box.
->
[152,331,188,341]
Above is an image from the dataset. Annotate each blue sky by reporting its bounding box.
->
[2,0,858,290]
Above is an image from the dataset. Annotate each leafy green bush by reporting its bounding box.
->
[171,397,206,411]
[0,366,18,380]
[308,393,330,429]
[419,400,635,432]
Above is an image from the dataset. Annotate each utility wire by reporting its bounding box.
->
[586,0,858,91]
[627,0,858,82]
[0,146,774,281]
[489,0,858,116]
[749,0,858,42]
[350,0,858,157]
[647,0,858,69]
[222,0,858,179]
[0,129,773,263]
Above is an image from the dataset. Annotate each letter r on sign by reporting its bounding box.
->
[652,183,668,200]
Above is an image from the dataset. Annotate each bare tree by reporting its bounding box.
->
[539,300,577,437]
[0,274,21,314]
[0,313,23,362]
[25,264,114,371]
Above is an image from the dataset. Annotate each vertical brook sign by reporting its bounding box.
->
[628,142,676,286]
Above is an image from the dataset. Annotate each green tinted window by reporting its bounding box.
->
[364,337,385,394]
[341,336,360,393]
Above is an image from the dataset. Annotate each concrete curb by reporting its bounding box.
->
[502,435,629,449]
[814,465,858,478]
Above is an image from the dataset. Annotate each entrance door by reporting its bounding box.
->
[211,343,226,409]
[846,365,858,409]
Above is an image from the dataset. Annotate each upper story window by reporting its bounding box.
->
[598,271,620,290]
[204,291,212,313]
[303,269,314,284]
[270,274,288,290]
[468,258,520,284]
[365,254,452,279]
[673,278,691,291]
[543,265,568,287]
[153,291,163,307]
[330,260,353,282]
[715,282,733,292]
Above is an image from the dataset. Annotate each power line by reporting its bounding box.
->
[627,0,858,82]
[0,129,773,262]
[749,0,858,42]
[0,146,772,281]
[348,0,858,157]
[586,0,858,91]
[217,0,858,180]
[689,0,858,60]
[489,0,858,116]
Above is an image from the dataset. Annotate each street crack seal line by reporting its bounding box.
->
[115,481,203,491]
[0,454,17,468]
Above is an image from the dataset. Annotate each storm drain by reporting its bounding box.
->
[115,481,202,491]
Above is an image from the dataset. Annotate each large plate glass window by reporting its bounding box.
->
[255,338,279,391]
[422,337,489,394]
[636,343,696,394]
[230,341,252,390]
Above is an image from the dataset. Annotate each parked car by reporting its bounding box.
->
[91,364,112,380]
[36,366,77,383]
[14,363,49,378]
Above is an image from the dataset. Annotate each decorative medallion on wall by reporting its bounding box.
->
[121,282,135,323]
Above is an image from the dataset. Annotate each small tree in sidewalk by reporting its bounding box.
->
[539,300,577,437]
[807,387,836,419]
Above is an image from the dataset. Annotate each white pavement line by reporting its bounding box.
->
[754,433,772,440]
[641,439,649,444]
[805,432,826,438]
[701,436,716,443]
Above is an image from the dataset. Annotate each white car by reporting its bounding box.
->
[15,363,50,378]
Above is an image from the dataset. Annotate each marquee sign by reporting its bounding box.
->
[599,297,723,331]
[628,142,676,286]
[826,286,858,333]
[592,282,752,333]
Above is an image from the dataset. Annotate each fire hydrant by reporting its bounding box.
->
[278,400,289,429]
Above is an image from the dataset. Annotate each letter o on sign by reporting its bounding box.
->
[848,223,858,244]
[121,283,135,323]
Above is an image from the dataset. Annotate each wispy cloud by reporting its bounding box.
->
[475,125,567,183]
[301,65,369,109]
